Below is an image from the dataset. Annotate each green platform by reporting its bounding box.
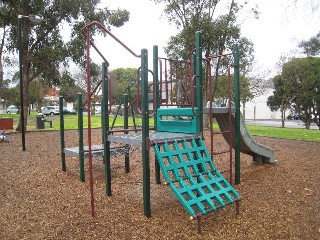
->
[153,137,241,218]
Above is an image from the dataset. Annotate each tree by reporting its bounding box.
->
[0,1,12,90]
[0,0,129,131]
[109,68,138,104]
[60,84,84,104]
[153,0,257,107]
[282,57,320,129]
[269,57,320,129]
[58,72,84,104]
[287,0,320,13]
[299,31,320,56]
[28,78,48,112]
[0,79,20,107]
[154,0,257,56]
[71,62,102,114]
[267,75,291,128]
[297,32,320,129]
[73,63,101,92]
[298,32,320,56]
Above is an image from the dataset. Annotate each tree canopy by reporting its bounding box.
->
[299,31,320,56]
[154,0,257,59]
[267,75,291,127]
[268,57,320,129]
[109,68,138,104]
[0,0,129,130]
[153,0,257,106]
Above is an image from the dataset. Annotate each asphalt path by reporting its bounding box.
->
[245,119,319,130]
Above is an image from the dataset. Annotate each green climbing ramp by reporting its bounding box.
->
[153,137,241,218]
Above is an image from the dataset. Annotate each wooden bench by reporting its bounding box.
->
[44,119,53,128]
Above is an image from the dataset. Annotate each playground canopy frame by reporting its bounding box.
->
[61,21,242,220]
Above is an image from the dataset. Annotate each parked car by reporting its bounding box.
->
[42,106,60,116]
[95,106,101,114]
[6,105,19,114]
[63,107,77,115]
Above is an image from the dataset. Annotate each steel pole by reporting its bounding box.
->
[78,93,85,182]
[141,49,151,218]
[153,45,161,184]
[102,62,111,196]
[18,16,26,151]
[233,45,241,185]
[195,31,203,135]
[18,15,42,151]
[59,96,66,171]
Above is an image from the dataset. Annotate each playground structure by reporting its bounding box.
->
[0,130,9,143]
[59,21,276,230]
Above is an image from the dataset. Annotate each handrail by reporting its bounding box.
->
[81,75,112,115]
[81,21,141,59]
[158,57,193,107]
[136,67,156,116]
[190,75,200,117]
[82,80,102,108]
[90,39,109,66]
[205,52,233,59]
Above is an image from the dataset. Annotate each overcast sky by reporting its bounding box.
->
[92,0,319,76]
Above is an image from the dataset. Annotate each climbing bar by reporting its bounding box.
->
[136,68,156,115]
[158,57,192,108]
[109,128,155,134]
[81,21,141,58]
[205,52,233,59]
[151,136,200,146]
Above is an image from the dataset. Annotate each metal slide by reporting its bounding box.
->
[213,109,277,163]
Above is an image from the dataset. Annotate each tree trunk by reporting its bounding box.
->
[242,101,246,120]
[16,51,29,132]
[0,55,3,89]
[0,26,6,89]
[281,109,285,128]
[304,120,311,129]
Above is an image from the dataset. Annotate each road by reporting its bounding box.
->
[1,110,319,130]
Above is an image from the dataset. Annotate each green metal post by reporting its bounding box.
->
[124,93,130,173]
[101,89,105,144]
[195,31,203,135]
[78,93,85,182]
[141,49,151,218]
[59,96,66,171]
[153,45,161,184]
[102,62,112,196]
[233,45,241,185]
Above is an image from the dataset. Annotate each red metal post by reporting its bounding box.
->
[227,65,233,183]
[84,27,95,217]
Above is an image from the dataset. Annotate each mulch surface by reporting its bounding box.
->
[1,129,319,239]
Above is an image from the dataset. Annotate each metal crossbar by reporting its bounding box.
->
[154,137,241,218]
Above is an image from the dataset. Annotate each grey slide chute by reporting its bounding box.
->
[206,106,277,164]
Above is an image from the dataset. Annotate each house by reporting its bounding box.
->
[44,88,60,105]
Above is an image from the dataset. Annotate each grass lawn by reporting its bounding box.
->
[247,125,320,142]
[1,112,319,142]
